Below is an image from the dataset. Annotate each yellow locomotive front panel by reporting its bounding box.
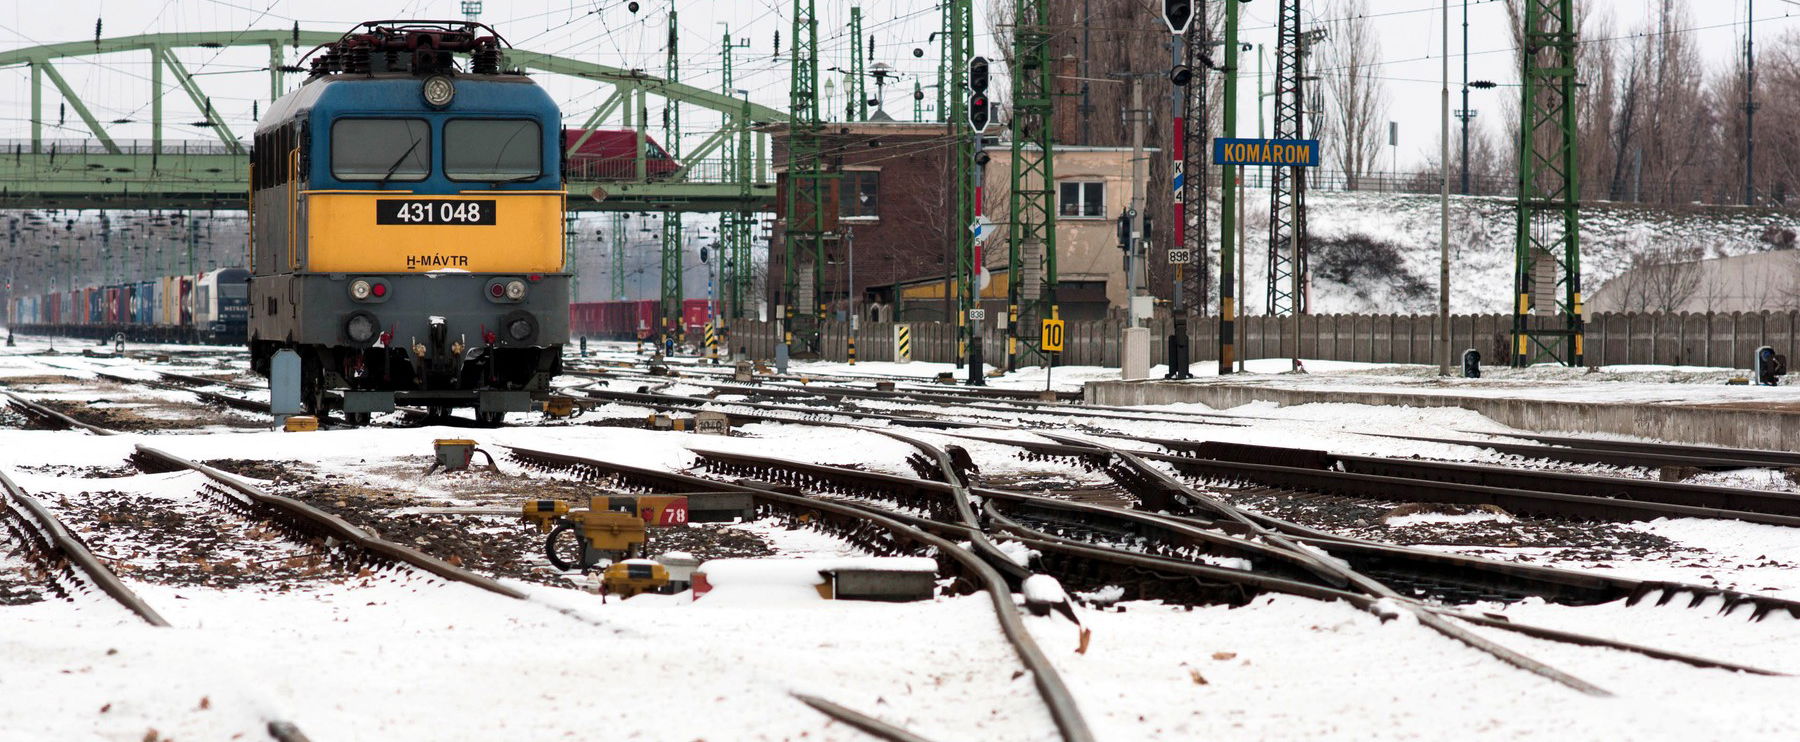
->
[302,190,566,274]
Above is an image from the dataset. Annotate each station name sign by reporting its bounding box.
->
[1212,138,1321,168]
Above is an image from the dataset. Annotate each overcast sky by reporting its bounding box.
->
[0,0,1794,170]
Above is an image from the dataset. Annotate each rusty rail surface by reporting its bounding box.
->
[1,390,117,435]
[502,444,1095,742]
[0,466,169,625]
[130,445,528,600]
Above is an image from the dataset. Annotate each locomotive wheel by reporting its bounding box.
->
[544,522,589,572]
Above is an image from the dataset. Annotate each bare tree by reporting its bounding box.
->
[1317,0,1388,191]
[1635,246,1705,313]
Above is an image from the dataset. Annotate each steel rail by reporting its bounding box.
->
[679,377,1254,428]
[996,432,1800,618]
[985,507,1785,676]
[500,445,1095,742]
[1128,435,1800,519]
[1477,431,1800,469]
[1121,442,1800,527]
[791,693,944,742]
[0,466,169,625]
[521,437,1791,677]
[1366,432,1783,471]
[94,370,271,414]
[1035,432,1614,697]
[129,446,528,600]
[1,389,117,435]
[664,446,1796,677]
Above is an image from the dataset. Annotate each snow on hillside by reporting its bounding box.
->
[1213,189,1799,315]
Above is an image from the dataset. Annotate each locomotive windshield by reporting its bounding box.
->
[445,119,543,181]
[331,118,430,181]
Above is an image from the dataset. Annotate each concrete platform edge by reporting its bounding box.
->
[1085,381,1800,452]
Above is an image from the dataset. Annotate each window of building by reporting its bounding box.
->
[1059,181,1105,218]
[840,170,880,218]
[445,119,543,181]
[331,118,430,181]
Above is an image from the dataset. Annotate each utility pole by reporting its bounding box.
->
[1008,0,1057,371]
[610,213,626,301]
[1218,0,1241,374]
[1128,75,1147,332]
[1143,0,1202,381]
[1169,14,1202,380]
[661,10,684,344]
[1460,0,1471,196]
[1440,0,1452,376]
[1745,0,1757,206]
[1080,0,1093,145]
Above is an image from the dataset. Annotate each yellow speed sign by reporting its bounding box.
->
[1041,319,1065,353]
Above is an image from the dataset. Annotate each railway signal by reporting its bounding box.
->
[1161,0,1193,35]
[967,56,991,133]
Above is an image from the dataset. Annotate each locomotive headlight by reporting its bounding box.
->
[422,75,456,108]
[504,280,527,300]
[345,312,378,343]
[349,280,373,300]
[508,319,533,341]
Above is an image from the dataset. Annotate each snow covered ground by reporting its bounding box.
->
[4,337,1800,740]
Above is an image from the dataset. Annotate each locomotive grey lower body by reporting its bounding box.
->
[248,271,569,424]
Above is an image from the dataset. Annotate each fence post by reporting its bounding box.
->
[1704,312,1713,367]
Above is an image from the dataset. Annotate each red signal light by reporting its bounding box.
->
[371,282,387,298]
[489,283,505,298]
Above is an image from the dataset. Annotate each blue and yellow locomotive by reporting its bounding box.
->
[249,21,567,424]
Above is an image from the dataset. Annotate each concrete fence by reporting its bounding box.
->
[690,311,1800,370]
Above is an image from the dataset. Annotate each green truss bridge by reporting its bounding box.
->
[0,30,782,213]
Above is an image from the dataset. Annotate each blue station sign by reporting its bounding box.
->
[1212,138,1321,168]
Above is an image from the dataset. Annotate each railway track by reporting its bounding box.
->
[1,463,323,741]
[128,446,529,601]
[506,438,1788,702]
[503,443,1096,742]
[573,383,1800,527]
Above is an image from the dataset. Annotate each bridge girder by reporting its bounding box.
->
[0,30,783,212]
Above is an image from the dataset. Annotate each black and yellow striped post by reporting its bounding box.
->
[847,333,857,365]
[704,321,719,362]
[894,324,912,363]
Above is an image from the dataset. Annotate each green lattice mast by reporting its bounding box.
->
[1006,0,1056,368]
[1512,0,1583,366]
[660,10,685,341]
[1265,0,1312,316]
[848,6,867,121]
[719,28,754,320]
[784,0,829,354]
[946,0,975,363]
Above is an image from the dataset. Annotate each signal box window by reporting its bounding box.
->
[447,119,544,181]
[1059,181,1104,218]
[332,119,430,181]
[840,171,880,219]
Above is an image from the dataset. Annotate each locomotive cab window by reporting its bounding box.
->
[445,119,543,181]
[331,118,431,181]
